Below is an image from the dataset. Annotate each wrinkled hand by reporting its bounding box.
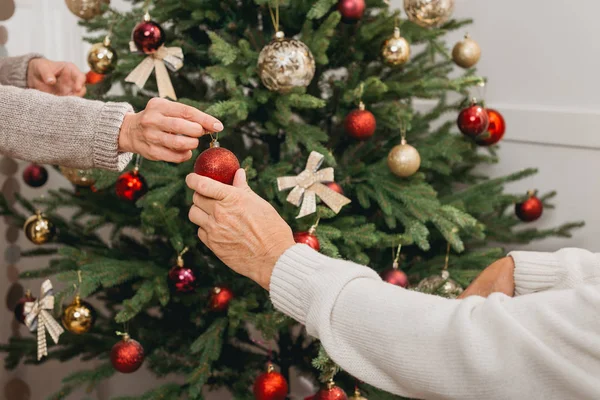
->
[27,58,86,96]
[186,170,295,290]
[458,256,515,299]
[118,98,224,163]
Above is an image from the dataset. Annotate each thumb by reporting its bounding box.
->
[232,168,248,189]
[42,70,57,85]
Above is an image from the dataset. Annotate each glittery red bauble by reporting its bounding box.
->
[344,108,376,140]
[338,0,365,22]
[515,195,543,222]
[22,163,48,188]
[293,231,320,251]
[168,266,197,292]
[14,294,35,324]
[132,20,165,54]
[194,146,240,185]
[115,169,147,202]
[476,109,505,146]
[457,104,489,138]
[110,335,145,373]
[313,384,348,400]
[209,287,234,312]
[325,182,344,195]
[380,268,409,288]
[86,70,105,84]
[253,366,289,400]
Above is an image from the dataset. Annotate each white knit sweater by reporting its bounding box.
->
[270,246,600,400]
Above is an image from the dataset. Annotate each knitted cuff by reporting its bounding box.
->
[0,53,43,88]
[93,102,134,171]
[509,251,560,296]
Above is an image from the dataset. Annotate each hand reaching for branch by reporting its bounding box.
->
[458,257,515,299]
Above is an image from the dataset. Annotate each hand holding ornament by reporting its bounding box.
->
[27,58,87,97]
[457,257,515,299]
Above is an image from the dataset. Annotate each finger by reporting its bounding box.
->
[197,227,208,244]
[232,168,248,189]
[159,132,199,152]
[40,66,57,85]
[159,100,224,133]
[147,148,192,163]
[157,116,205,138]
[73,68,86,93]
[188,205,210,227]
[186,174,232,200]
[73,86,87,98]
[193,192,217,215]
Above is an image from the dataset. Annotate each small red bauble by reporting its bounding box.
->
[253,364,289,400]
[380,268,409,288]
[209,286,234,312]
[476,109,506,146]
[110,334,145,373]
[314,382,348,400]
[194,143,240,185]
[115,168,147,202]
[86,70,105,85]
[515,192,543,222]
[457,103,489,138]
[132,19,165,54]
[14,293,35,324]
[325,182,344,195]
[293,231,320,251]
[338,0,366,23]
[345,102,376,140]
[22,163,48,188]
[168,266,197,293]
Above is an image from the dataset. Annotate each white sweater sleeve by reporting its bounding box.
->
[270,244,600,400]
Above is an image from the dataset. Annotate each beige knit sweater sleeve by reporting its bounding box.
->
[0,54,133,171]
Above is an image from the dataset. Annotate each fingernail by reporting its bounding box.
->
[213,122,224,132]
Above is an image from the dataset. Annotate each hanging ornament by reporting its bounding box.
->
[476,109,505,146]
[22,163,48,188]
[293,220,320,251]
[61,294,96,334]
[403,0,454,28]
[59,166,96,187]
[23,280,65,360]
[325,182,344,195]
[457,100,489,138]
[14,291,35,325]
[277,151,351,219]
[345,101,377,140]
[350,388,368,400]
[110,333,145,373]
[314,381,348,400]
[168,247,197,293]
[452,33,481,69]
[253,363,289,400]
[337,0,366,23]
[415,243,463,298]
[515,191,543,222]
[86,70,105,85]
[131,12,165,54]
[194,138,240,185]
[23,211,56,245]
[380,244,409,288]
[65,0,108,20]
[382,27,411,66]
[209,286,234,312]
[115,166,147,203]
[387,137,421,178]
[88,35,117,74]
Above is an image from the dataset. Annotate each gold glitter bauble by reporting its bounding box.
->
[382,27,410,66]
[23,212,56,245]
[403,0,454,28]
[65,0,109,20]
[452,33,481,69]
[87,37,117,74]
[62,295,96,334]
[257,31,316,93]
[416,270,463,298]
[387,139,421,177]
[59,166,96,187]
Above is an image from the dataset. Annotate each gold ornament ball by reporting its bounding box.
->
[87,37,117,74]
[387,139,421,177]
[257,31,316,93]
[452,34,481,69]
[416,270,463,298]
[404,0,454,28]
[65,0,109,20]
[59,166,96,187]
[62,295,96,334]
[23,212,56,245]
[351,388,368,400]
[382,27,411,66]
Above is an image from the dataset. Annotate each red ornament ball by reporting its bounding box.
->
[14,293,35,325]
[168,266,197,293]
[22,163,48,188]
[253,365,289,400]
[86,70,105,84]
[338,0,365,23]
[115,169,147,202]
[457,103,489,138]
[314,383,348,400]
[380,268,409,288]
[515,193,543,222]
[293,231,320,251]
[132,20,165,54]
[345,104,376,140]
[476,109,506,146]
[325,182,344,195]
[209,286,234,312]
[194,145,240,185]
[110,334,145,373]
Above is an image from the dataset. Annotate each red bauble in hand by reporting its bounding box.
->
[22,163,48,188]
[115,168,147,202]
[132,18,165,54]
[314,382,348,400]
[168,266,197,293]
[380,268,409,288]
[515,192,543,222]
[110,334,145,373]
[325,182,344,195]
[457,102,489,138]
[86,70,105,85]
[345,102,376,140]
[14,292,35,324]
[338,0,365,23]
[476,109,505,146]
[194,142,240,185]
[209,286,234,312]
[294,231,320,251]
[253,364,289,400]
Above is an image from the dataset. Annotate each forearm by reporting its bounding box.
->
[0,53,42,88]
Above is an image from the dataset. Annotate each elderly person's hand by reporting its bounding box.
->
[186,169,295,289]
[457,256,515,299]
[27,58,86,97]
[119,98,224,163]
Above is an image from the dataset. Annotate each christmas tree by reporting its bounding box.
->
[0,0,583,398]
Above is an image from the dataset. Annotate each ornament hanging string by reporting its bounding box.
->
[134,154,143,172]
[268,0,280,32]
[443,242,451,271]
[251,338,273,360]
[176,246,189,267]
[308,216,321,234]
[393,243,402,269]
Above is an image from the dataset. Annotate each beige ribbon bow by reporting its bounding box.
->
[277,151,351,219]
[125,44,184,101]
[24,279,64,360]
